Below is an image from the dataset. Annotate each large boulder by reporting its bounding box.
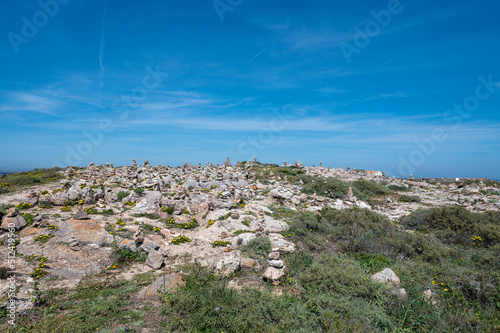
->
[213,251,241,276]
[45,245,113,279]
[189,194,209,214]
[269,189,293,201]
[262,266,284,283]
[145,250,164,270]
[144,273,185,297]
[183,178,199,189]
[55,218,114,247]
[23,192,39,206]
[371,268,406,297]
[0,208,27,231]
[132,191,162,215]
[73,210,90,220]
[50,191,69,206]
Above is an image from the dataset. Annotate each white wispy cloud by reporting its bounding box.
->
[0,92,61,115]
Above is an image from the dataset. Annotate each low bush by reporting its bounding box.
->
[401,206,500,247]
[352,179,391,196]
[388,185,410,192]
[117,191,129,201]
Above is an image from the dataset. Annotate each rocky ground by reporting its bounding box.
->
[0,159,499,330]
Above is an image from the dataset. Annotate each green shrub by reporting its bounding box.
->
[117,191,130,201]
[161,264,371,332]
[388,185,410,192]
[283,207,447,263]
[242,237,272,267]
[134,188,144,194]
[115,247,147,264]
[302,176,362,199]
[0,204,14,218]
[352,179,391,196]
[401,206,500,247]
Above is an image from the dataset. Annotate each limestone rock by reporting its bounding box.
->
[1,214,27,231]
[268,259,284,268]
[145,273,185,297]
[189,194,209,214]
[371,268,401,288]
[55,218,114,247]
[269,189,293,201]
[371,268,406,298]
[268,251,280,260]
[241,258,257,269]
[132,191,162,215]
[145,250,164,270]
[262,266,284,283]
[50,191,69,206]
[74,209,90,220]
[213,251,241,276]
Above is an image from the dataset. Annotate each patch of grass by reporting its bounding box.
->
[400,206,500,247]
[161,262,388,332]
[0,203,14,218]
[21,213,34,225]
[114,247,147,265]
[137,213,160,219]
[15,202,33,210]
[302,176,362,199]
[283,207,446,263]
[241,236,271,267]
[161,206,174,214]
[134,188,144,194]
[0,167,62,188]
[117,191,130,201]
[352,179,391,196]
[388,185,410,192]
[39,200,53,209]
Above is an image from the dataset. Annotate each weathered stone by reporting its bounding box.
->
[213,251,241,276]
[371,268,401,288]
[145,250,164,270]
[1,214,27,231]
[262,266,284,283]
[132,191,162,215]
[241,258,256,269]
[145,273,185,297]
[45,245,113,279]
[74,210,90,220]
[119,239,138,252]
[50,191,69,206]
[423,289,437,305]
[268,259,284,268]
[55,218,114,247]
[268,251,280,260]
[371,268,406,298]
[189,194,209,214]
[6,207,16,217]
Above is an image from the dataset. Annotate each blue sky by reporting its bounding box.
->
[1,0,499,178]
